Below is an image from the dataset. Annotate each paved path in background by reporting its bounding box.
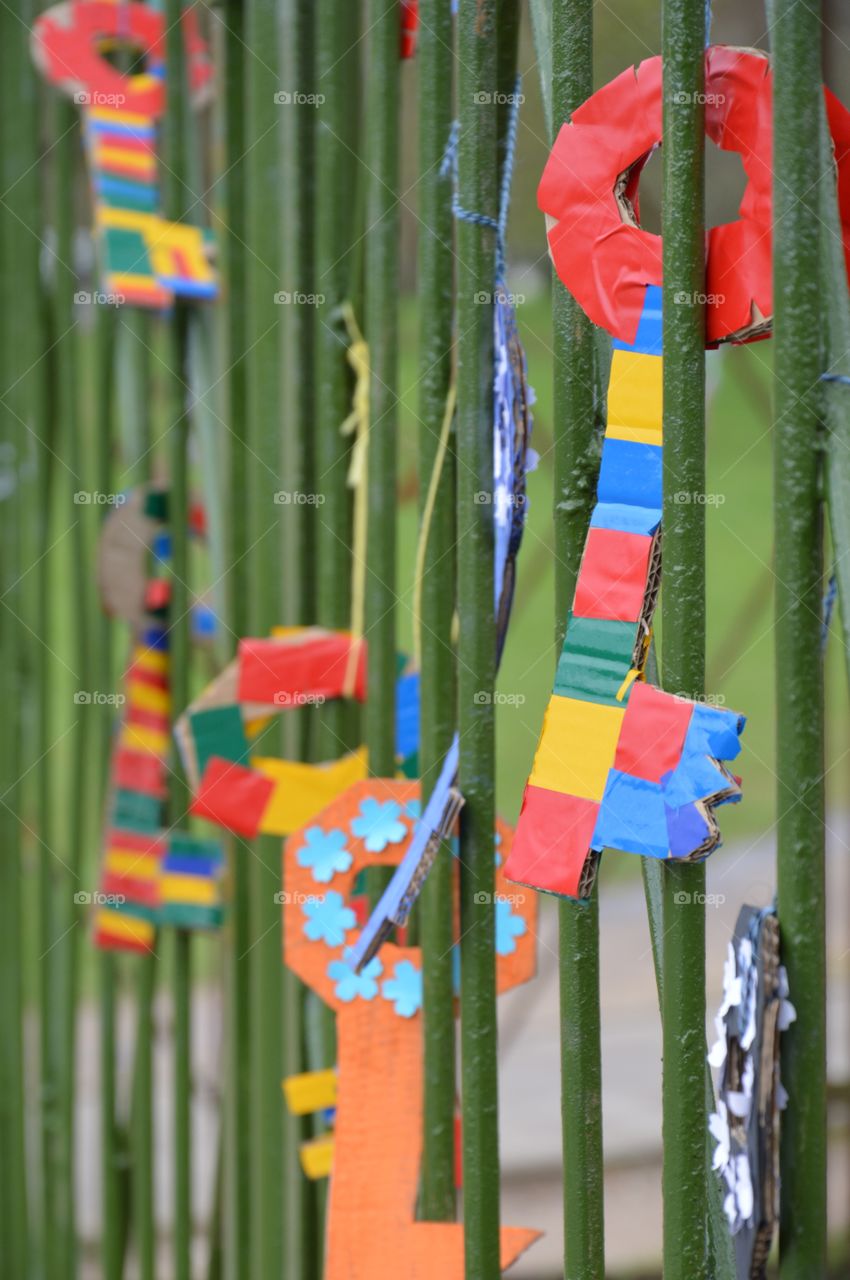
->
[71,817,850,1277]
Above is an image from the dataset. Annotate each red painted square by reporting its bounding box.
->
[573,528,653,622]
[504,785,600,899]
[613,681,693,783]
[114,748,166,797]
[191,757,274,837]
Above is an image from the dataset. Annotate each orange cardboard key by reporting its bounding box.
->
[283,779,541,1277]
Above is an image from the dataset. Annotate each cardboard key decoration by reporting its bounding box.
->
[284,780,540,1277]
[177,627,420,838]
[507,48,850,900]
[31,1,216,307]
[538,46,850,346]
[93,485,223,950]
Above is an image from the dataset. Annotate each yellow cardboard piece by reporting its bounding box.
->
[300,1134,335,1181]
[282,1068,337,1115]
[160,873,219,907]
[606,348,664,439]
[529,694,625,800]
[253,749,368,836]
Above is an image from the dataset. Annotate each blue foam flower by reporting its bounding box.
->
[297,826,352,884]
[302,891,356,946]
[351,797,408,853]
[495,897,527,956]
[404,798,421,821]
[327,950,383,1002]
[381,960,423,1017]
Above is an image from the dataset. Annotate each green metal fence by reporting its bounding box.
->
[0,1,845,1278]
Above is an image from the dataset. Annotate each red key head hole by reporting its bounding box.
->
[538,45,850,347]
[32,1,213,119]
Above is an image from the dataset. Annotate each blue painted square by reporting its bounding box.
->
[612,285,663,355]
[592,769,669,859]
[597,437,663,511]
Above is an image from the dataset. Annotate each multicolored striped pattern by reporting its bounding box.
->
[94,627,171,952]
[504,286,744,900]
[94,495,223,950]
[85,105,216,306]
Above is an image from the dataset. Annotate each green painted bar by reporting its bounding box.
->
[549,3,606,1275]
[364,0,400,785]
[163,6,193,1277]
[245,1,286,1275]
[314,0,361,764]
[418,0,458,1224]
[0,3,37,1271]
[660,3,707,1276]
[772,2,827,1276]
[281,4,319,1272]
[456,1,500,1274]
[311,1,362,1188]
[221,2,253,1273]
[50,96,87,1280]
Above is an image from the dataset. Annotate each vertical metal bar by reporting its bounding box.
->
[245,2,286,1276]
[661,3,707,1277]
[280,3,318,1272]
[364,0,400,782]
[418,0,457,1224]
[772,2,827,1275]
[456,1,499,1274]
[122,305,157,1280]
[163,7,192,1277]
[549,3,606,1275]
[52,96,87,1280]
[221,2,253,1275]
[92,295,125,1280]
[313,8,361,1228]
[314,0,361,751]
[0,3,36,1271]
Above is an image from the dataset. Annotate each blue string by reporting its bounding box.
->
[440,76,522,283]
[821,372,850,387]
[822,572,838,650]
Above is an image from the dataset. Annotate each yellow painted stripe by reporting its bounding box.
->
[95,909,155,945]
[121,723,170,757]
[132,646,169,676]
[299,1135,335,1180]
[254,749,368,835]
[129,679,171,715]
[605,422,663,446]
[528,694,624,801]
[89,107,153,129]
[282,1069,337,1115]
[606,348,663,437]
[105,851,160,880]
[97,147,156,175]
[160,874,220,907]
[98,206,160,232]
[105,272,162,296]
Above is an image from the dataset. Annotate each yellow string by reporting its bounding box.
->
[411,383,457,672]
[339,302,369,696]
[615,667,641,702]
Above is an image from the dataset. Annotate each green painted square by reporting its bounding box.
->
[168,833,222,862]
[555,613,639,706]
[160,904,224,931]
[102,225,153,275]
[143,489,168,520]
[190,705,250,776]
[111,789,162,831]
